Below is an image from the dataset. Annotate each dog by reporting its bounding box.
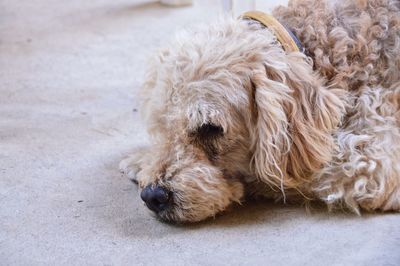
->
[120,0,400,223]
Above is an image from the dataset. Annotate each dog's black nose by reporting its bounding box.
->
[140,185,171,213]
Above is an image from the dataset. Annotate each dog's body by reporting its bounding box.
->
[121,0,400,222]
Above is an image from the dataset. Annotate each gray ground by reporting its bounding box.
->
[1,0,400,265]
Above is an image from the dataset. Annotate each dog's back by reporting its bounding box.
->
[273,0,400,91]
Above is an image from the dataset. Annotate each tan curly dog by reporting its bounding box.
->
[120,0,400,222]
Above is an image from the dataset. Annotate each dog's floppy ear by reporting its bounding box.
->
[249,52,345,191]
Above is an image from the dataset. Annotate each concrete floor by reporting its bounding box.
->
[1,0,400,265]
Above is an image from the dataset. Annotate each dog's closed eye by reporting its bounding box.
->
[189,123,223,160]
[195,123,224,139]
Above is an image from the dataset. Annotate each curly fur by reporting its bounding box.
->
[120,0,400,222]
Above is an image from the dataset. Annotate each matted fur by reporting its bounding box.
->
[120,0,400,222]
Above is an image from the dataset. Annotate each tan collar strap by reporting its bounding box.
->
[241,11,303,53]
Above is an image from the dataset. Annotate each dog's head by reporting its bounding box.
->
[136,18,344,222]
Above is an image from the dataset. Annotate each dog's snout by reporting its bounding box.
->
[140,185,171,213]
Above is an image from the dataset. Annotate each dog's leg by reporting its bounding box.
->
[119,147,151,184]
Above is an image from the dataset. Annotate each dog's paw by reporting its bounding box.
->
[119,156,141,184]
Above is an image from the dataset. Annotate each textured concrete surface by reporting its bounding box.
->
[1,0,400,265]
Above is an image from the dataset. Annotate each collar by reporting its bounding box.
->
[240,11,304,53]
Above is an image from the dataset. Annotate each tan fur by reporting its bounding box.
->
[120,0,400,222]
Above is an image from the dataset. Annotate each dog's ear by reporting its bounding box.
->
[249,52,345,191]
